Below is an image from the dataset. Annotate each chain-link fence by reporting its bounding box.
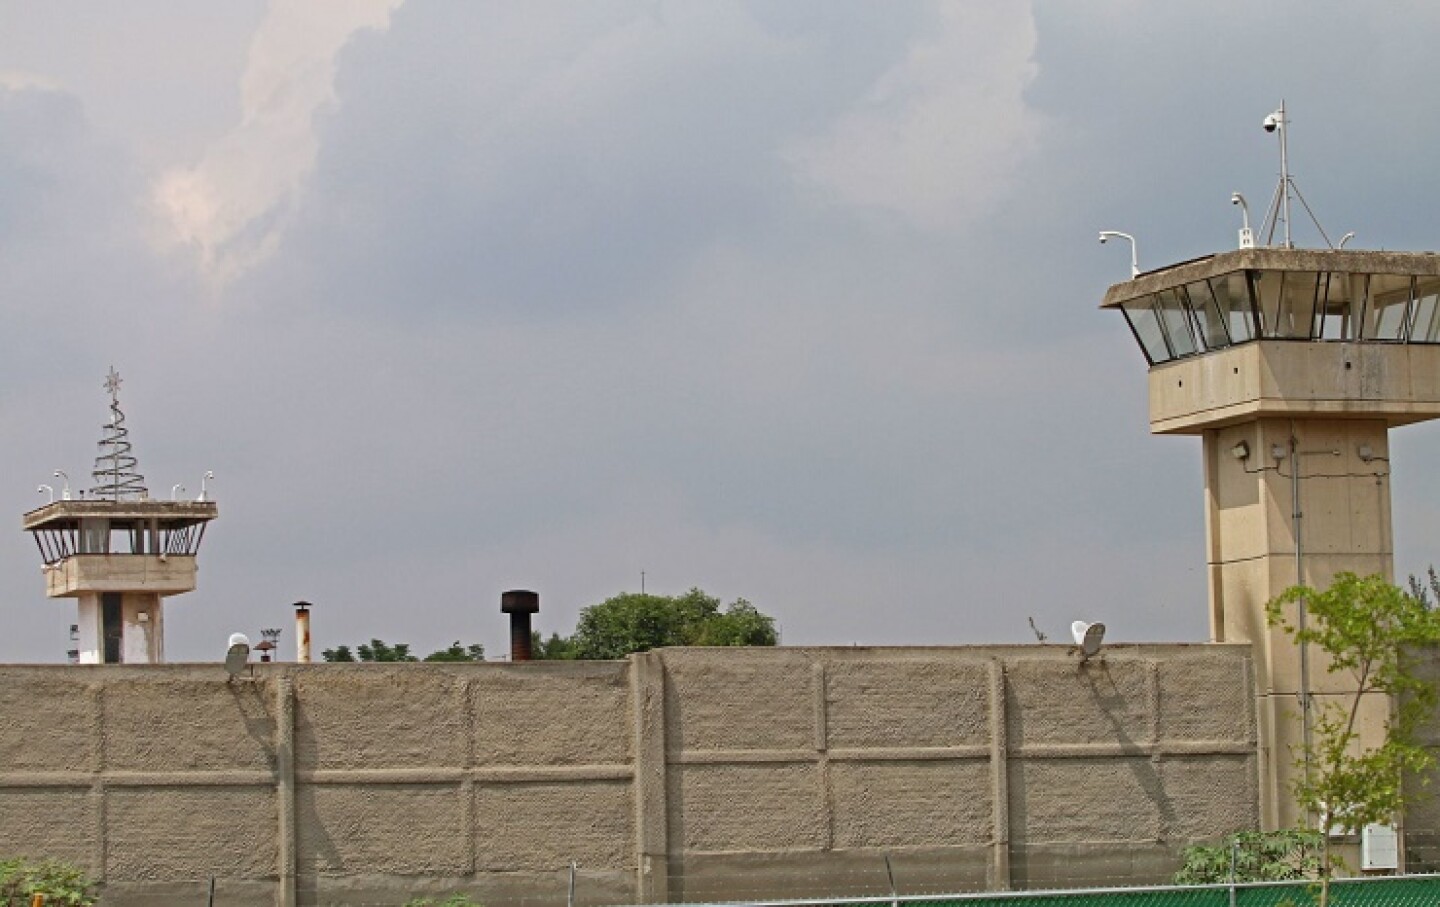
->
[66,872,1440,906]
[628,874,1440,907]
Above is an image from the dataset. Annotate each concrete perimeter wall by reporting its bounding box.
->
[0,645,1258,906]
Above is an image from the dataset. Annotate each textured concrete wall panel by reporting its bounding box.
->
[1157,656,1254,743]
[1006,657,1152,746]
[825,658,989,749]
[0,789,95,868]
[296,783,469,874]
[663,650,812,752]
[671,762,823,852]
[830,759,991,848]
[106,786,275,879]
[294,669,466,769]
[1011,757,1163,844]
[669,849,991,903]
[1157,755,1258,840]
[472,662,632,766]
[473,779,634,870]
[102,678,277,771]
[0,676,96,771]
[1011,842,1179,889]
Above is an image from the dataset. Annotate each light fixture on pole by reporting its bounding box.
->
[1099,231,1139,278]
[1231,192,1254,249]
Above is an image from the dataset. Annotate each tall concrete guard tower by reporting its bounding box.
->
[1102,246,1440,829]
[23,369,217,663]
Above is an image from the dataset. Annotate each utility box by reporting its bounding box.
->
[1362,823,1399,871]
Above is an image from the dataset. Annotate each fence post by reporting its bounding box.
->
[1228,836,1238,907]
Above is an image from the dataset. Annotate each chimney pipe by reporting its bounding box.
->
[501,590,539,661]
[294,601,312,663]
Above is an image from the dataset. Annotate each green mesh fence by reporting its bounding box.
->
[913,874,1440,906]
[702,875,1440,907]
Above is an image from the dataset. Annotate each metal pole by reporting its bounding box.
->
[885,853,898,907]
[568,860,577,907]
[1278,99,1293,249]
[1291,434,1315,799]
[1228,837,1238,907]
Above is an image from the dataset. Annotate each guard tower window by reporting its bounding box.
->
[1155,288,1200,358]
[1364,274,1412,341]
[1183,279,1232,351]
[1411,278,1440,343]
[1120,298,1171,365]
[1256,270,1320,339]
[1316,272,1363,341]
[79,519,108,555]
[1106,256,1440,365]
[1213,272,1258,343]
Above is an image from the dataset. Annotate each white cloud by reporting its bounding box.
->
[0,70,62,92]
[154,0,404,284]
[783,1,1040,228]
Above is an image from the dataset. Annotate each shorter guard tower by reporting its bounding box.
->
[23,369,217,664]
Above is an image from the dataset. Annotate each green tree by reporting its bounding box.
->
[693,598,777,646]
[423,641,486,662]
[321,639,418,662]
[1408,565,1440,607]
[1266,572,1440,905]
[566,587,778,659]
[530,630,579,660]
[321,644,355,662]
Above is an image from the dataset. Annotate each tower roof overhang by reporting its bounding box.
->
[23,500,218,532]
[1100,248,1440,309]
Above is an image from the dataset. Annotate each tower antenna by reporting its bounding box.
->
[1258,101,1335,249]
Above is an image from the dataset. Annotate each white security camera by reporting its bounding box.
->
[1262,111,1282,133]
[1098,232,1108,244]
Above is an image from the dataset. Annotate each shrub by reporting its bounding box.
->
[0,858,97,907]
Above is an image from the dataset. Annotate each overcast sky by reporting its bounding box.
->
[4,1,1440,663]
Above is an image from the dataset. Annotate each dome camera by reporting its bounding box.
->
[1262,111,1282,133]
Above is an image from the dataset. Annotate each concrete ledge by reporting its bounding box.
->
[1148,342,1440,434]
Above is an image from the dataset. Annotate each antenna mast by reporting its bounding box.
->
[1259,101,1335,249]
